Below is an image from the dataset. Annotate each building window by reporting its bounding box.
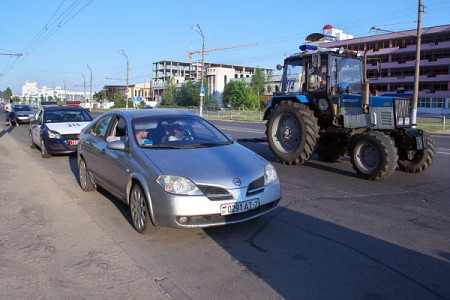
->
[419,98,430,108]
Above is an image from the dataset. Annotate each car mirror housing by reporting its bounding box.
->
[107,140,126,151]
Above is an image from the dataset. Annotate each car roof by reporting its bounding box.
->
[43,105,87,111]
[113,109,197,119]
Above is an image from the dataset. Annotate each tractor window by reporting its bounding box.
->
[331,56,362,94]
[307,55,328,92]
[283,59,305,94]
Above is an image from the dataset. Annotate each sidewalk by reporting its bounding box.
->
[0,130,170,299]
[432,129,450,136]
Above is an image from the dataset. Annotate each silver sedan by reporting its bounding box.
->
[77,109,281,233]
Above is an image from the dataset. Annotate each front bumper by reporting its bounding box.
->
[148,180,282,228]
[15,115,33,123]
[43,137,79,154]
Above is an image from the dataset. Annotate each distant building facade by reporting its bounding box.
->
[150,60,273,107]
[320,24,450,115]
[21,80,86,103]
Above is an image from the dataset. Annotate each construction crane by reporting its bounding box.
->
[188,43,257,63]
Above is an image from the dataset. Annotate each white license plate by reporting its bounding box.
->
[69,140,79,145]
[220,199,259,216]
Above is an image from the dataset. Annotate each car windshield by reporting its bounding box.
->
[14,105,32,111]
[132,115,232,148]
[45,109,92,123]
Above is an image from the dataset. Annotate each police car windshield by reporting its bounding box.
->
[45,109,92,123]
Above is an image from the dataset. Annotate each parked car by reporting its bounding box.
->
[77,109,281,233]
[29,102,93,158]
[13,104,35,124]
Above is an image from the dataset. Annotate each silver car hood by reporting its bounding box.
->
[142,143,267,188]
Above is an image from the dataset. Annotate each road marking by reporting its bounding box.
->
[216,125,265,134]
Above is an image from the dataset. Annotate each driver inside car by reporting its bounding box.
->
[168,124,186,141]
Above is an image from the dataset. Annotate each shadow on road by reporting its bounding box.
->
[204,208,450,299]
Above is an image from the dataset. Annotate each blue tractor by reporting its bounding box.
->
[264,45,436,180]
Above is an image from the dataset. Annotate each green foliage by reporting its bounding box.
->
[176,80,199,107]
[250,68,265,97]
[162,77,176,106]
[223,80,259,109]
[0,87,13,100]
[251,68,268,108]
[94,90,106,100]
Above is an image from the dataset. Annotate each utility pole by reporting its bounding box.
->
[370,0,423,127]
[120,50,130,110]
[86,65,93,110]
[192,24,205,117]
[63,80,67,101]
[411,0,423,128]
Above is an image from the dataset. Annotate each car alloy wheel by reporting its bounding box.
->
[79,158,95,191]
[129,183,158,234]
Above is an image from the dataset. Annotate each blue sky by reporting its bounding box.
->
[1,0,449,94]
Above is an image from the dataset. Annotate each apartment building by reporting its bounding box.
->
[320,24,450,115]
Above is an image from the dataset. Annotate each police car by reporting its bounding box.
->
[29,101,93,158]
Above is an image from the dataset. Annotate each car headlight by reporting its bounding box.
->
[156,175,203,196]
[47,130,62,139]
[264,163,278,185]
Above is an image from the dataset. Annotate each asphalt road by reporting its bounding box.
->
[3,114,450,300]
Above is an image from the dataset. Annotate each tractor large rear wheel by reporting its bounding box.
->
[266,101,319,165]
[349,131,398,180]
[398,133,436,173]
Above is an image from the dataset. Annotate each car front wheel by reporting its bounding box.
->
[40,138,51,158]
[129,183,158,234]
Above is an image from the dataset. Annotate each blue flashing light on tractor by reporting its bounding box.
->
[299,44,318,51]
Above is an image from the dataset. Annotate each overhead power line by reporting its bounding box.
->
[1,0,93,77]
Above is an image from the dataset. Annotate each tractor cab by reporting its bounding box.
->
[280,45,363,95]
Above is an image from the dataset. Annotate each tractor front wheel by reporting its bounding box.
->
[349,131,398,180]
[398,133,436,173]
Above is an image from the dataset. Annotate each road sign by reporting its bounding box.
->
[200,87,205,97]
[132,97,143,103]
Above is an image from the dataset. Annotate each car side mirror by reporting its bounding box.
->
[30,119,41,125]
[107,140,126,151]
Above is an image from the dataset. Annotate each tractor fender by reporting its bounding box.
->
[264,94,310,120]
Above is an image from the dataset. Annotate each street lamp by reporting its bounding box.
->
[120,49,130,110]
[192,24,205,116]
[86,64,92,111]
[82,74,86,101]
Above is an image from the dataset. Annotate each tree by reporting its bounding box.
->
[223,80,258,109]
[162,77,176,106]
[176,80,198,107]
[1,87,13,100]
[250,68,266,108]
[94,90,106,101]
